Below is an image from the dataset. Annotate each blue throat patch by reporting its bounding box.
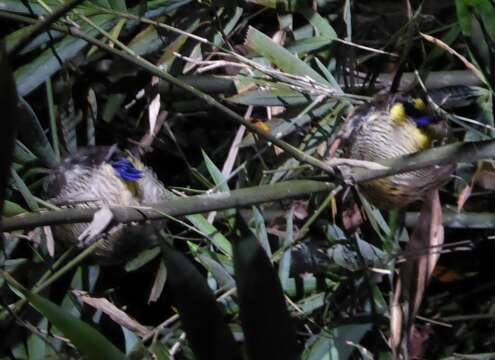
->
[401,101,440,127]
[111,159,143,181]
[413,115,440,127]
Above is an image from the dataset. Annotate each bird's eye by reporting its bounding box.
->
[110,159,143,181]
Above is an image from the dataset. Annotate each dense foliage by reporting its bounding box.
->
[1,0,495,359]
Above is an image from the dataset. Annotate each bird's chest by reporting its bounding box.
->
[349,112,430,161]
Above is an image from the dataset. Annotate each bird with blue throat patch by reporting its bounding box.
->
[335,92,454,209]
[44,145,169,263]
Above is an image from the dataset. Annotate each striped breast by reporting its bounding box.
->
[348,110,453,209]
[45,147,168,262]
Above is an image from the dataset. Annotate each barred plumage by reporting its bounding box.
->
[339,93,454,209]
[44,146,168,263]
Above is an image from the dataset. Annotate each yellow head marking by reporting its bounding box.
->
[390,103,407,124]
[413,98,426,110]
[415,129,431,149]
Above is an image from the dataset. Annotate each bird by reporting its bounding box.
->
[336,92,454,209]
[44,145,169,263]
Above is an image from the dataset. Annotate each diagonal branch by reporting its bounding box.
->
[2,139,495,232]
[1,180,334,232]
[352,139,495,183]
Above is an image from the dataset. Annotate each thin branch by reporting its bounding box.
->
[3,139,495,232]
[1,180,335,232]
[351,140,495,183]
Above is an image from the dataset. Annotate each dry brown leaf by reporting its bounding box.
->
[42,226,55,257]
[148,76,161,137]
[406,190,444,317]
[148,260,167,304]
[391,191,444,357]
[390,279,403,356]
[327,137,342,158]
[77,207,114,245]
[207,124,246,224]
[420,32,485,83]
[398,190,444,357]
[330,196,337,224]
[73,290,151,338]
[456,184,472,212]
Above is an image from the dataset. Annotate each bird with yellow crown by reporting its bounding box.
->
[44,145,168,263]
[337,92,454,209]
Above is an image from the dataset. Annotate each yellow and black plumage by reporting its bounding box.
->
[44,146,168,263]
[338,93,454,209]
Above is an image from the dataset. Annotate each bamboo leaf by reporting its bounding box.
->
[245,26,330,85]
[2,271,126,360]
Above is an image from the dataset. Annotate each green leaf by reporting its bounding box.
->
[15,14,115,96]
[328,238,387,271]
[188,242,235,288]
[10,168,38,211]
[240,102,336,147]
[455,0,474,35]
[202,150,236,226]
[300,9,338,40]
[251,207,271,257]
[18,97,57,167]
[107,0,126,11]
[212,6,243,46]
[5,25,63,55]
[102,93,127,123]
[245,0,313,12]
[358,191,391,242]
[302,324,372,360]
[2,271,126,360]
[228,88,318,106]
[278,207,294,290]
[14,140,37,164]
[0,0,49,15]
[202,150,229,192]
[232,214,299,360]
[186,214,233,256]
[27,318,48,360]
[125,246,161,272]
[147,0,192,12]
[158,18,201,68]
[245,26,330,85]
[297,293,325,314]
[160,245,241,360]
[2,200,27,216]
[286,36,334,54]
[149,341,171,360]
[128,24,164,56]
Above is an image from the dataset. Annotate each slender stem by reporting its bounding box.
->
[2,180,335,231]
[45,78,60,162]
